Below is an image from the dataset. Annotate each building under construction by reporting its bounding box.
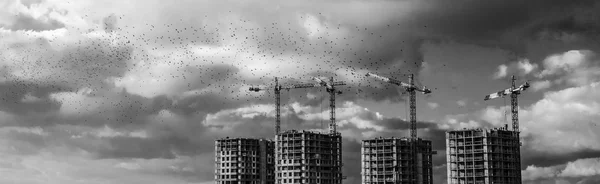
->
[361,137,435,184]
[446,127,521,184]
[215,138,275,184]
[275,130,343,184]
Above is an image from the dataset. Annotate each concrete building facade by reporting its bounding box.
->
[275,130,343,184]
[361,137,435,184]
[215,138,275,184]
[446,128,521,184]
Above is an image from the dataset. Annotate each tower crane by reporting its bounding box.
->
[365,72,431,184]
[365,73,431,139]
[313,77,346,134]
[483,75,530,132]
[249,77,346,135]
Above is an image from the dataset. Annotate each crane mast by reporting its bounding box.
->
[408,75,417,139]
[314,77,346,134]
[483,75,530,132]
[511,77,519,132]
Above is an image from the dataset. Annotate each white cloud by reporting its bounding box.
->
[291,101,384,131]
[531,80,552,92]
[492,59,539,79]
[456,100,467,107]
[306,92,317,99]
[539,50,589,77]
[203,104,274,128]
[427,102,439,109]
[522,157,600,181]
[493,64,508,79]
[0,126,47,136]
[517,59,539,75]
[444,118,481,130]
[522,165,562,181]
[90,125,148,139]
[479,106,511,127]
[538,50,600,86]
[560,158,600,177]
[49,89,100,116]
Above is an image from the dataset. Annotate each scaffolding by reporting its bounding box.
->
[446,128,522,184]
[361,137,435,184]
[275,130,343,184]
[215,138,276,184]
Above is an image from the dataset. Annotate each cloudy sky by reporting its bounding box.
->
[1,0,600,183]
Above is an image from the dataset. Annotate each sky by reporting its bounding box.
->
[0,0,600,183]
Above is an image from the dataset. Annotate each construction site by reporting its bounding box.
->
[446,76,528,184]
[361,137,434,184]
[214,138,276,184]
[360,73,436,184]
[213,74,528,184]
[275,130,343,184]
[250,76,346,184]
[446,128,521,184]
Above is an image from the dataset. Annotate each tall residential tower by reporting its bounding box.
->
[215,138,275,184]
[275,130,343,184]
[361,137,435,184]
[446,127,521,184]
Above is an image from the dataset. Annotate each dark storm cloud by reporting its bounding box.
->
[413,0,597,51]
[3,35,134,91]
[95,136,194,159]
[98,0,600,106]
[1,12,65,31]
[0,129,49,156]
[0,80,67,115]
[171,93,244,116]
[1,89,172,130]
[522,148,600,169]
[524,1,600,39]
[576,176,600,184]
[103,90,173,125]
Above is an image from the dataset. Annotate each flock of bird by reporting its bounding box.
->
[1,13,443,119]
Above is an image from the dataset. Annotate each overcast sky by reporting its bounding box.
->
[1,0,600,183]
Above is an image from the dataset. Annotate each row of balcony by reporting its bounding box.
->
[449,165,520,170]
[362,178,410,182]
[363,144,412,147]
[362,171,400,175]
[362,164,395,168]
[450,173,520,178]
[450,149,518,154]
[448,142,518,147]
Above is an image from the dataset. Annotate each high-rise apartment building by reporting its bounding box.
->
[446,128,521,184]
[215,138,275,184]
[275,130,343,184]
[361,137,435,184]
